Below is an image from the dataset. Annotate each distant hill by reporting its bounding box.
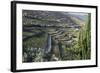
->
[66,12,89,22]
[23,10,88,27]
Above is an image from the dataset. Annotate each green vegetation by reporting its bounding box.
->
[61,14,91,60]
[22,10,91,62]
[78,14,91,59]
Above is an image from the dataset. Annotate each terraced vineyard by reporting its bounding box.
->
[22,10,91,62]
